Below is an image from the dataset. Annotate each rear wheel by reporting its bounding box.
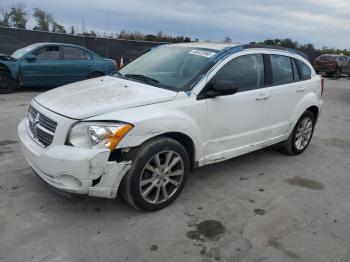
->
[121,137,190,211]
[333,68,341,79]
[281,110,315,155]
[87,72,104,79]
[0,70,18,94]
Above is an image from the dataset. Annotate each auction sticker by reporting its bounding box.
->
[189,49,217,58]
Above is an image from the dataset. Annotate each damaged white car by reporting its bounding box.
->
[18,43,323,211]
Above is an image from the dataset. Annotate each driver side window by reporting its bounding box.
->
[34,46,60,60]
[214,54,264,92]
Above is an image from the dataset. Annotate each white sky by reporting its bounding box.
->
[1,0,350,49]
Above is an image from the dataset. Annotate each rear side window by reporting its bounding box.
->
[296,60,311,80]
[213,54,264,92]
[63,47,85,60]
[270,55,293,85]
[35,46,60,60]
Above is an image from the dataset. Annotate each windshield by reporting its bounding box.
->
[318,55,336,61]
[119,46,218,91]
[11,44,39,59]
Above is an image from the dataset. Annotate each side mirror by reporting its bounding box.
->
[25,54,37,62]
[201,80,239,99]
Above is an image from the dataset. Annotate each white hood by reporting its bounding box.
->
[34,76,177,119]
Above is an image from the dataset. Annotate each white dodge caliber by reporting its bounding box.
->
[18,43,323,211]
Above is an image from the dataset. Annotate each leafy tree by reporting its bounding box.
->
[33,7,53,31]
[223,36,232,43]
[52,21,66,33]
[9,3,27,29]
[278,38,298,49]
[0,7,10,27]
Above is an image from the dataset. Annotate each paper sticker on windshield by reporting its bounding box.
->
[189,49,216,58]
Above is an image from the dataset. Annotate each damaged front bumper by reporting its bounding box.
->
[18,119,131,199]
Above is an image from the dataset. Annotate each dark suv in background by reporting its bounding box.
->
[313,54,350,78]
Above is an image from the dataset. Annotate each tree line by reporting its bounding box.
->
[0,3,349,55]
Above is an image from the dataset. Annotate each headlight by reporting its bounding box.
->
[68,122,133,150]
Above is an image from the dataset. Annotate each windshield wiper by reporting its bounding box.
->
[125,74,160,86]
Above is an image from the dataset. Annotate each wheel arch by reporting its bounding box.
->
[113,132,197,172]
[306,105,319,122]
[0,62,20,80]
[157,132,196,171]
[0,63,11,75]
[289,93,321,134]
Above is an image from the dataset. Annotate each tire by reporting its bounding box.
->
[121,137,190,211]
[333,68,341,79]
[87,72,104,79]
[281,110,315,155]
[0,70,18,94]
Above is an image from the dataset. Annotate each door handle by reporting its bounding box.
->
[52,65,59,68]
[296,87,306,93]
[255,94,269,101]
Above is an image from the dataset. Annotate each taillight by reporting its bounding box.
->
[321,78,324,96]
[113,60,118,70]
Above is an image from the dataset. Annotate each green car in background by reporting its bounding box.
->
[0,43,117,93]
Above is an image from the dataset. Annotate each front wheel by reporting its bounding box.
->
[281,110,315,155]
[0,71,18,94]
[121,137,190,211]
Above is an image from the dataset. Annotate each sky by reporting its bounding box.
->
[1,0,350,49]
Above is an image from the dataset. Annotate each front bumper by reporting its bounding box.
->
[18,119,131,199]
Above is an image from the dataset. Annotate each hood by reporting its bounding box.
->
[0,53,15,61]
[34,76,177,119]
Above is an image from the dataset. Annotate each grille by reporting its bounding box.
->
[27,105,57,147]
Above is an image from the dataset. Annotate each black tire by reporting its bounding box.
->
[333,68,341,79]
[87,72,104,79]
[0,70,18,94]
[121,137,190,211]
[281,110,315,155]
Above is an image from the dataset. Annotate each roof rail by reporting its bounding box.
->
[242,44,310,62]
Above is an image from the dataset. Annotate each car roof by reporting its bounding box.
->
[29,42,86,49]
[168,42,309,61]
[169,42,241,51]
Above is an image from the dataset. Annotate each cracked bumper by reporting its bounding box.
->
[18,119,131,199]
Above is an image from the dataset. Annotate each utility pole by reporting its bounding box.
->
[82,17,85,34]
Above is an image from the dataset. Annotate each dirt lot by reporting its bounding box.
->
[0,78,350,262]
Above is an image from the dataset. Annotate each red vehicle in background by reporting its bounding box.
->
[314,54,350,78]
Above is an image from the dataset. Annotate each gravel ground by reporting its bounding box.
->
[0,78,350,262]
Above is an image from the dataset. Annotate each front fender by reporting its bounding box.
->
[0,61,20,79]
[87,96,207,163]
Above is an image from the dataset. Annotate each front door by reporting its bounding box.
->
[203,54,270,163]
[20,45,62,87]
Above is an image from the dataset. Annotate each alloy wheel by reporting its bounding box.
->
[139,150,184,204]
[295,117,313,151]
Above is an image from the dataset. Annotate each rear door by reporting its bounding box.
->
[20,45,62,86]
[60,46,93,84]
[264,54,311,142]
